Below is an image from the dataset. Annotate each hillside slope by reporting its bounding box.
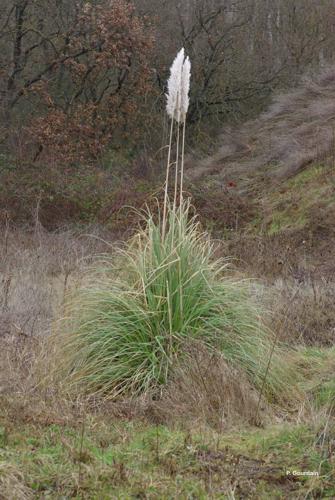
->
[186,68,335,279]
[187,67,335,189]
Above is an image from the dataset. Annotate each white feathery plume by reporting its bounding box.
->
[166,48,186,123]
[163,48,191,240]
[180,56,191,122]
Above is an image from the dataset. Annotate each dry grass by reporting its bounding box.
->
[226,221,335,281]
[147,343,268,429]
[0,224,116,329]
[221,228,335,350]
[187,66,335,188]
[0,224,116,395]
[268,279,335,347]
[0,463,34,500]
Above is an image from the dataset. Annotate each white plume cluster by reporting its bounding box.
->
[180,55,191,121]
[166,48,191,123]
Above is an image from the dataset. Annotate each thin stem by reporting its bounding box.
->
[162,117,174,241]
[173,89,181,214]
[180,120,186,210]
[178,258,183,326]
[254,330,279,425]
[166,278,173,382]
[254,288,301,424]
[173,121,180,211]
[171,93,181,248]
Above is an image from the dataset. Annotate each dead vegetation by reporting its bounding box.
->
[186,66,335,187]
[0,225,116,395]
[268,279,335,347]
[0,463,34,500]
[147,345,266,429]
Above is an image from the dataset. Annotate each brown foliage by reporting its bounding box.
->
[31,1,153,163]
[4,0,154,165]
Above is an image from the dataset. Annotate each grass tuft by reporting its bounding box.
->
[53,200,299,403]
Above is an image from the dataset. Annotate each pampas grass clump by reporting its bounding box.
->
[53,48,299,404]
[55,201,296,401]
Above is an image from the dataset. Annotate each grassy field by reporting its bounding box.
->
[1,413,334,498]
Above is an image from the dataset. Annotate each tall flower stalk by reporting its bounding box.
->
[180,55,191,209]
[162,48,191,240]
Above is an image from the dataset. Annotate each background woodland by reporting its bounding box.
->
[1,0,335,166]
